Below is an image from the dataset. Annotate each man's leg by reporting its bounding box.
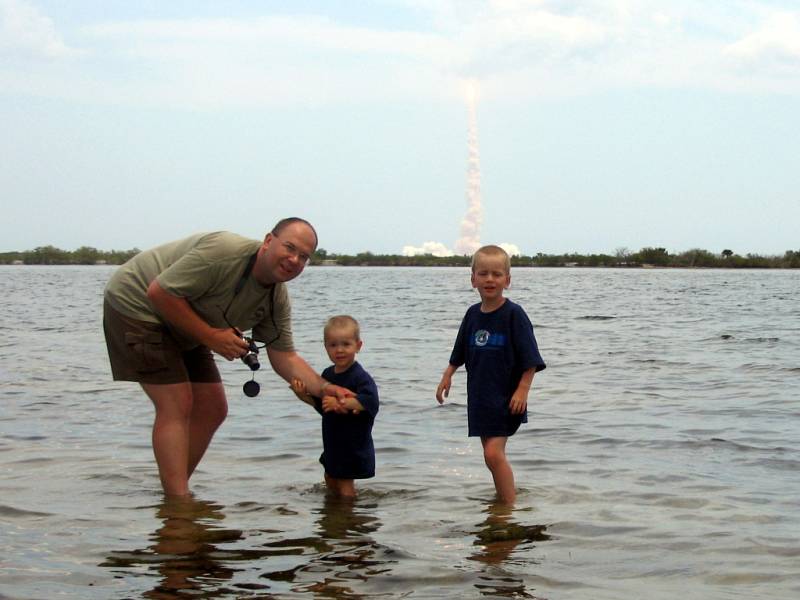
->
[186,381,228,478]
[481,436,516,504]
[141,382,195,497]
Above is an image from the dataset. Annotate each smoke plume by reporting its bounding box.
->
[454,79,482,256]
[402,79,521,259]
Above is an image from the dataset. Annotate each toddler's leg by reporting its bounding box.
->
[481,436,515,504]
[324,472,356,498]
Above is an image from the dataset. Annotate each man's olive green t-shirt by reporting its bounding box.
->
[104,231,294,351]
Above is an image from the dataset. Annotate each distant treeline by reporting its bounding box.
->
[319,247,800,268]
[0,245,141,265]
[2,245,799,268]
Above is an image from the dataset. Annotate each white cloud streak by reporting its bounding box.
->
[2,0,799,108]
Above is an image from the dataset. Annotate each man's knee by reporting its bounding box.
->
[191,383,228,425]
[144,383,195,419]
[207,399,228,426]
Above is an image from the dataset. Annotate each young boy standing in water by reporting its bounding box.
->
[291,316,379,498]
[436,245,546,504]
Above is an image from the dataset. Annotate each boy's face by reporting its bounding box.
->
[471,254,510,302]
[323,325,362,370]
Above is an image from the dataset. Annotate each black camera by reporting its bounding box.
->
[240,335,260,371]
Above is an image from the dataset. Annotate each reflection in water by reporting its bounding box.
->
[259,493,388,598]
[469,502,550,598]
[101,493,391,598]
[101,497,259,599]
[100,494,549,598]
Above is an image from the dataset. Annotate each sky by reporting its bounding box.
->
[1,0,799,257]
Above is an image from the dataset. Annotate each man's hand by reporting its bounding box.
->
[205,328,250,361]
[321,395,349,414]
[321,394,362,415]
[323,382,356,400]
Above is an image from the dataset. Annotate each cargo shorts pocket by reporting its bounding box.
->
[125,331,168,373]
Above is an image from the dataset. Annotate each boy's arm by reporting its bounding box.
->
[509,368,535,415]
[321,371,378,416]
[321,394,364,414]
[436,364,458,404]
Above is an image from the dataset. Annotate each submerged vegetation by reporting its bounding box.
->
[2,245,799,268]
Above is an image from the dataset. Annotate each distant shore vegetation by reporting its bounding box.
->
[2,245,799,268]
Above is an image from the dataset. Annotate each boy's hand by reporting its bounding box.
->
[290,378,307,395]
[436,375,451,404]
[509,391,528,415]
[290,378,314,404]
[321,395,350,414]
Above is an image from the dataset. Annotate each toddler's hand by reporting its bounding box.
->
[321,395,349,414]
[290,378,307,395]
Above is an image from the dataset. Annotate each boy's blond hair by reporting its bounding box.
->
[471,245,511,273]
[324,315,361,341]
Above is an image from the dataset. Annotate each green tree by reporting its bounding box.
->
[73,246,101,264]
[25,245,69,264]
[634,247,670,266]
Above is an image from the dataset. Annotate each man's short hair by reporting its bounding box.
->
[324,315,361,341]
[272,217,318,250]
[471,245,510,273]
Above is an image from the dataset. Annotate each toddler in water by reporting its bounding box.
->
[436,245,546,504]
[291,315,379,498]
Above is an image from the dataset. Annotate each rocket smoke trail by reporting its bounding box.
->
[454,80,482,256]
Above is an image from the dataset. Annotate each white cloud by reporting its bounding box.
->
[402,241,454,257]
[0,0,80,58]
[401,240,520,257]
[3,1,800,108]
[725,12,800,65]
[498,242,521,257]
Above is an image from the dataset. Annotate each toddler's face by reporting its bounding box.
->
[323,326,362,371]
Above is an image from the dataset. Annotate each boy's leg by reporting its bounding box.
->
[324,472,356,498]
[481,436,516,504]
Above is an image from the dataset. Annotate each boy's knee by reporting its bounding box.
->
[483,447,506,470]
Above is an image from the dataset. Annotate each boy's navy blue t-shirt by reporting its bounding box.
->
[449,299,546,437]
[314,361,379,479]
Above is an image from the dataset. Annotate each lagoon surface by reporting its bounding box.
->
[1,265,799,599]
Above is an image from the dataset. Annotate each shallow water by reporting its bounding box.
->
[1,265,798,599]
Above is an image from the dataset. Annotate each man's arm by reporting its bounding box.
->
[266,347,355,399]
[147,279,248,360]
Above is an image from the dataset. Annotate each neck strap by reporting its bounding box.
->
[234,252,258,297]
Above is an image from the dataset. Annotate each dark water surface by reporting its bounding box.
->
[1,265,798,599]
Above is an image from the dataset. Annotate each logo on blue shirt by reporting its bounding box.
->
[472,330,506,348]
